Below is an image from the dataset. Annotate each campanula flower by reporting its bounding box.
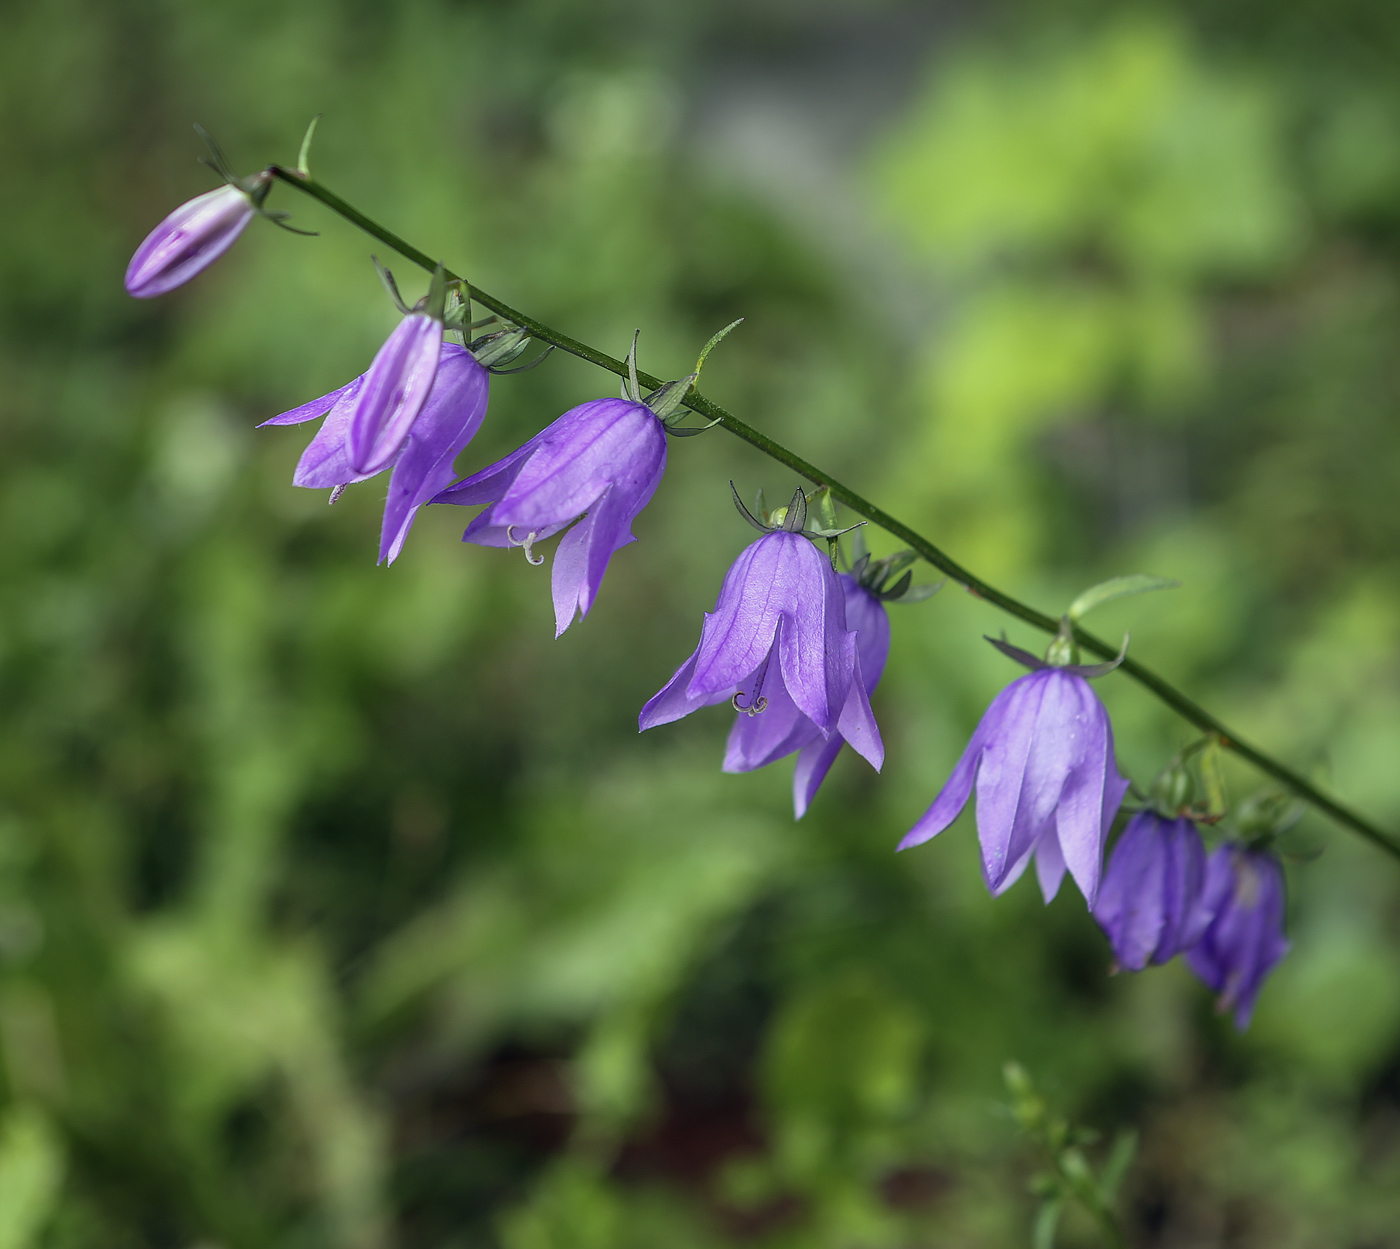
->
[718,569,886,815]
[125,182,261,298]
[897,638,1129,906]
[433,396,667,635]
[1186,843,1290,1029]
[638,498,882,780]
[347,310,443,475]
[1093,811,1211,971]
[262,341,488,564]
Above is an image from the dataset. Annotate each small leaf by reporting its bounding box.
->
[296,113,322,177]
[1068,574,1180,623]
[694,317,743,377]
[1032,1198,1063,1249]
[1097,1129,1138,1204]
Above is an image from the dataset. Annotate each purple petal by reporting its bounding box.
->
[349,313,443,475]
[1049,674,1125,907]
[292,384,385,489]
[975,673,1057,894]
[896,690,1005,852]
[1187,846,1290,1030]
[639,650,733,730]
[793,733,844,820]
[723,634,819,773]
[1034,831,1068,903]
[1094,813,1170,970]
[774,540,851,733]
[433,438,539,508]
[841,576,892,689]
[261,375,364,427]
[493,399,665,532]
[1158,818,1210,960]
[835,641,883,770]
[548,488,640,636]
[125,185,254,298]
[686,536,791,702]
[379,346,489,565]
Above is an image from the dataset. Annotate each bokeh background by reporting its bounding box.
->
[3,0,1400,1244]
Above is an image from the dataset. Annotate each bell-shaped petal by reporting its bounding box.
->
[1093,812,1211,971]
[1186,844,1290,1030]
[124,184,255,298]
[721,574,889,818]
[378,347,490,564]
[897,668,1128,908]
[262,343,489,564]
[260,375,363,427]
[349,312,443,476]
[642,533,880,812]
[434,397,667,634]
[679,533,849,733]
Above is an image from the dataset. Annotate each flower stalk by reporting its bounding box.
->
[262,163,1400,865]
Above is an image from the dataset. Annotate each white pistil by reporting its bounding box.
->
[506,525,545,566]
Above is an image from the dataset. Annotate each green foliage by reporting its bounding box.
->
[1,0,1400,1246]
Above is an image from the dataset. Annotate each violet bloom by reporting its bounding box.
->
[1186,843,1290,1030]
[722,570,888,818]
[125,182,260,298]
[897,641,1129,906]
[1093,812,1211,971]
[262,341,487,564]
[433,397,667,636]
[638,528,882,779]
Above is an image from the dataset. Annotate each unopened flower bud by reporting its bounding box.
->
[124,180,264,298]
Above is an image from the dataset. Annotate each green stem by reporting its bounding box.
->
[266,165,1400,864]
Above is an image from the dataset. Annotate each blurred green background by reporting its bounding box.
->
[3,0,1400,1244]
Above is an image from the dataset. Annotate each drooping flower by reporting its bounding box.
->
[638,493,882,781]
[433,396,667,635]
[125,182,261,298]
[261,340,488,564]
[431,325,743,635]
[719,529,939,817]
[1093,811,1211,971]
[346,309,444,476]
[719,570,888,817]
[897,638,1130,906]
[1186,843,1290,1030]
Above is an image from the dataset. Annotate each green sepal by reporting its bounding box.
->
[424,262,447,321]
[1068,573,1179,623]
[470,326,533,368]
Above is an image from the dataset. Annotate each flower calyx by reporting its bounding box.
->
[1230,789,1307,852]
[729,483,866,546]
[1148,737,1228,822]
[622,320,743,435]
[193,124,314,236]
[374,256,448,321]
[987,618,1129,678]
[845,527,944,604]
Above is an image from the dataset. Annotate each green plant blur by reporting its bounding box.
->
[3,0,1400,1244]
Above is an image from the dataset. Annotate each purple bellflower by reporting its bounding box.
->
[431,325,742,635]
[1093,811,1211,971]
[125,181,261,299]
[720,535,938,818]
[638,488,883,784]
[1186,843,1290,1029]
[263,341,488,564]
[433,395,666,635]
[897,635,1130,907]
